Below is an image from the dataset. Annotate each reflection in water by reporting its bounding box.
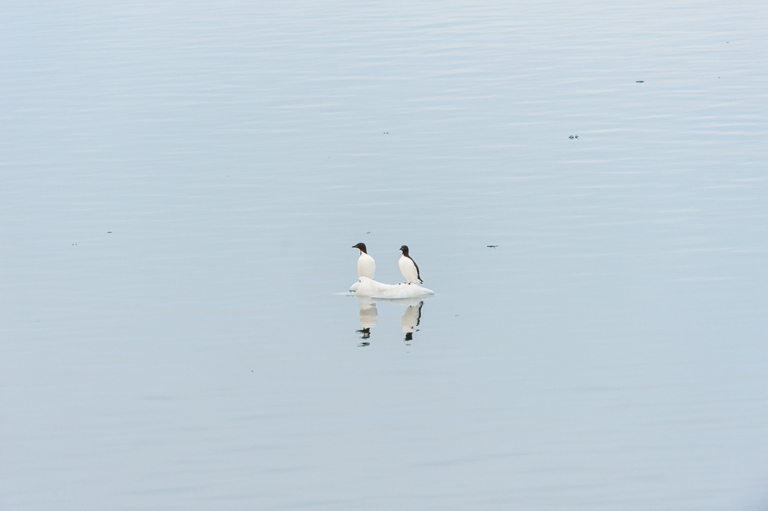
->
[398,299,424,342]
[355,296,377,343]
[352,295,429,344]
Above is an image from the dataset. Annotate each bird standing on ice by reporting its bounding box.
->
[398,245,423,284]
[352,243,376,280]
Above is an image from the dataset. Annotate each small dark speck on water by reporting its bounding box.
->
[568,135,578,139]
[107,231,112,233]
[636,80,644,83]
[383,132,389,134]
[366,231,370,234]
[487,245,498,248]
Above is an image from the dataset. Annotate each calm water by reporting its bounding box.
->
[2,1,768,509]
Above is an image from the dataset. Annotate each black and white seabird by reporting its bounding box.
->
[352,243,376,280]
[398,245,423,284]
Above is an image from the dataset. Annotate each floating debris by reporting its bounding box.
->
[487,245,498,248]
[568,135,579,139]
[636,80,644,83]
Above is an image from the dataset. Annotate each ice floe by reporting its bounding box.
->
[349,277,435,299]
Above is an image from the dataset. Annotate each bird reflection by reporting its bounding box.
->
[355,296,378,344]
[351,295,429,345]
[397,298,424,342]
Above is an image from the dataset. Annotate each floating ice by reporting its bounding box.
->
[349,277,435,299]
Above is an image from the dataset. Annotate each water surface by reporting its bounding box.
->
[2,1,768,509]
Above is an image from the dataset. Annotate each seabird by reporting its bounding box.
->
[352,243,375,280]
[398,245,423,284]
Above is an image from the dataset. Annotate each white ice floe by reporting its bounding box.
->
[349,277,435,299]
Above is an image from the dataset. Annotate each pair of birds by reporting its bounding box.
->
[352,243,423,284]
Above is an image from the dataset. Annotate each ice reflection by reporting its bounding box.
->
[352,295,430,344]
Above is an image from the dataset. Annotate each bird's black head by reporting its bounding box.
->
[352,243,367,253]
[399,245,409,255]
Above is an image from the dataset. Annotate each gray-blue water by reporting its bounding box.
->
[2,1,767,509]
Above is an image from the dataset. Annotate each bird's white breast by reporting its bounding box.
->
[399,255,419,283]
[357,252,376,279]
